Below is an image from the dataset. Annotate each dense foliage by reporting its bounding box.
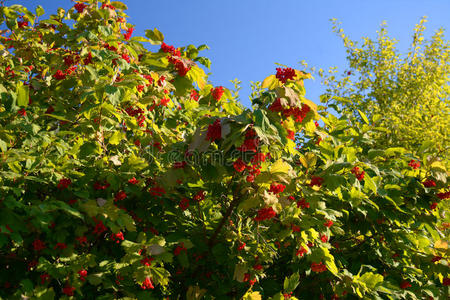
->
[320,18,450,161]
[0,1,448,299]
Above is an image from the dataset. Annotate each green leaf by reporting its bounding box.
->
[35,5,45,17]
[363,175,377,194]
[44,114,71,122]
[358,109,369,124]
[105,85,121,105]
[98,25,113,37]
[239,195,260,211]
[79,142,102,158]
[109,131,124,145]
[357,272,384,289]
[283,272,300,293]
[87,273,103,286]
[145,28,164,45]
[178,251,189,268]
[384,147,406,156]
[173,75,193,96]
[0,139,7,152]
[16,83,29,107]
[110,1,128,10]
[20,279,33,292]
[50,201,84,220]
[34,287,55,300]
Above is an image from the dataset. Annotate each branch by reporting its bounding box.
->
[208,183,242,248]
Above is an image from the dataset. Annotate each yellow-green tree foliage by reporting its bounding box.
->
[321,18,449,160]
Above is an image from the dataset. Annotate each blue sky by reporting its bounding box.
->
[12,0,450,107]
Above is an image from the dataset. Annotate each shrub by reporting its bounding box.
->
[0,1,448,299]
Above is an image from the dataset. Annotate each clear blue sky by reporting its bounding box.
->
[11,0,450,107]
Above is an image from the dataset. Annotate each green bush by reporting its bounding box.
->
[0,1,448,299]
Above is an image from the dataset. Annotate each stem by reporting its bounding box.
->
[197,203,207,243]
[208,183,241,247]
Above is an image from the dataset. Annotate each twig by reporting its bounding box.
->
[208,183,242,247]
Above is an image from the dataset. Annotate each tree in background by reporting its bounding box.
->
[320,18,450,161]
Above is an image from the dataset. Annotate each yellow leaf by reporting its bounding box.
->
[304,120,316,134]
[233,264,247,282]
[302,98,318,112]
[186,285,207,300]
[282,117,295,131]
[294,70,312,80]
[261,74,276,89]
[430,160,446,172]
[435,240,448,249]
[243,291,262,300]
[325,259,339,276]
[299,152,317,169]
[270,159,291,175]
[187,66,206,90]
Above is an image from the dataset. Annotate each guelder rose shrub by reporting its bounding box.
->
[0,1,449,299]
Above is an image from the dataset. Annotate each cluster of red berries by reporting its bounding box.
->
[93,180,110,190]
[92,217,107,235]
[408,159,420,169]
[232,130,266,182]
[17,17,28,28]
[238,128,259,152]
[269,182,286,194]
[161,42,191,76]
[311,261,327,273]
[437,191,450,199]
[57,178,72,190]
[74,3,87,13]
[140,256,154,267]
[296,246,307,257]
[101,3,116,10]
[254,207,277,221]
[269,97,311,124]
[243,273,257,285]
[141,277,154,290]
[193,190,206,202]
[351,166,365,181]
[423,179,436,188]
[237,242,246,251]
[78,269,88,281]
[161,42,181,56]
[174,242,187,256]
[211,86,225,101]
[125,106,146,127]
[309,176,324,187]
[275,67,296,84]
[297,198,310,209]
[53,49,93,80]
[206,119,222,142]
[168,56,191,76]
[179,198,190,210]
[111,231,124,243]
[400,280,411,289]
[32,239,46,251]
[149,185,166,197]
[123,27,134,40]
[190,89,199,101]
[114,190,127,202]
[324,220,333,227]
